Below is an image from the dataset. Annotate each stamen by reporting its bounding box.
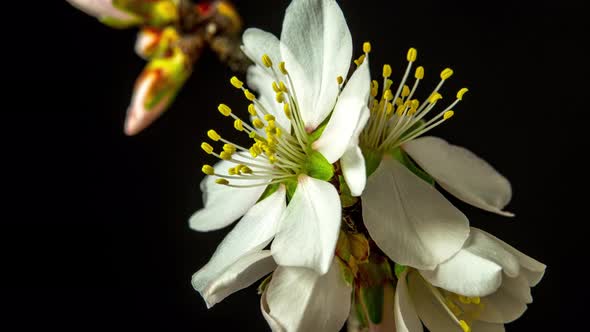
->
[230,76,244,89]
[202,165,215,175]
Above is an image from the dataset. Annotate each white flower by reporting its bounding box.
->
[360,49,513,270]
[66,0,138,25]
[190,0,370,275]
[394,227,546,332]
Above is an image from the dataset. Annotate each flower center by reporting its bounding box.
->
[359,48,468,154]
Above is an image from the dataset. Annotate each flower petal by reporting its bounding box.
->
[192,186,286,306]
[394,271,424,332]
[280,0,352,129]
[264,261,351,332]
[362,157,469,270]
[403,136,514,217]
[247,65,290,129]
[479,285,528,324]
[67,0,135,21]
[271,175,341,274]
[312,56,371,163]
[475,228,546,286]
[189,158,267,231]
[470,321,506,332]
[194,250,276,308]
[261,290,286,332]
[242,28,282,69]
[340,145,367,197]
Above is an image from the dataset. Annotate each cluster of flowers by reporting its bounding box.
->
[190,0,545,331]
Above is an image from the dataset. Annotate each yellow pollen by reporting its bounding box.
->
[234,119,244,131]
[371,80,379,97]
[429,92,443,103]
[279,81,288,92]
[228,167,237,175]
[240,165,253,174]
[363,41,372,53]
[269,155,278,164]
[201,165,215,175]
[272,82,281,93]
[218,104,232,116]
[383,89,393,101]
[354,54,366,66]
[276,91,285,103]
[215,178,229,185]
[244,89,256,101]
[230,76,243,89]
[383,64,392,78]
[249,146,260,157]
[248,103,257,116]
[264,114,275,122]
[279,62,288,75]
[415,66,424,79]
[284,103,292,119]
[386,102,393,115]
[385,79,393,90]
[223,144,236,153]
[261,54,273,68]
[458,295,471,304]
[220,151,233,160]
[253,118,264,129]
[457,88,469,100]
[207,129,221,141]
[407,47,417,62]
[410,99,420,110]
[443,110,454,120]
[401,85,410,97]
[459,320,471,332]
[440,68,454,80]
[201,142,214,154]
[337,76,344,85]
[471,296,481,305]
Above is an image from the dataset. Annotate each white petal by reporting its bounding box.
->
[394,271,424,332]
[362,157,470,270]
[67,0,135,21]
[340,145,367,197]
[193,250,276,308]
[470,321,506,332]
[407,271,463,332]
[242,28,282,69]
[247,65,290,129]
[475,228,546,286]
[271,175,341,274]
[189,157,267,231]
[192,186,286,306]
[280,0,352,129]
[501,274,533,304]
[403,136,514,217]
[264,261,351,332]
[312,56,371,163]
[261,291,286,332]
[479,285,528,324]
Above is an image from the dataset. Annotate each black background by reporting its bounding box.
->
[3,0,583,331]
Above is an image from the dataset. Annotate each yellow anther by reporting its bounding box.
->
[248,103,257,116]
[253,118,264,129]
[218,104,232,116]
[276,91,285,103]
[382,64,392,78]
[386,102,393,115]
[201,165,215,175]
[207,129,221,141]
[215,178,229,185]
[220,151,233,160]
[248,131,257,139]
[272,82,281,93]
[275,127,282,137]
[234,119,244,131]
[241,166,253,174]
[415,66,424,79]
[444,110,455,120]
[223,144,236,153]
[249,146,260,157]
[230,76,243,89]
[457,88,469,100]
[458,320,471,332]
[363,41,372,53]
[401,85,410,97]
[283,103,292,119]
[228,167,237,175]
[429,92,443,103]
[261,54,273,68]
[244,89,256,101]
[396,104,406,116]
[264,114,276,122]
[440,68,454,80]
[269,155,278,164]
[458,295,471,304]
[279,81,288,92]
[470,296,481,305]
[201,142,214,154]
[354,54,366,66]
[385,79,393,91]
[383,89,393,101]
[407,47,417,62]
[279,62,288,75]
[337,76,344,85]
[371,80,379,97]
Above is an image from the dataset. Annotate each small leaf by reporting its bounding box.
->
[257,183,279,203]
[362,148,383,177]
[394,263,407,279]
[284,178,298,201]
[361,285,384,324]
[338,175,358,208]
[304,150,334,181]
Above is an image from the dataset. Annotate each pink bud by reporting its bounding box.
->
[67,0,138,27]
[124,70,171,136]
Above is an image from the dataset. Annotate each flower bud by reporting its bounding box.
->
[66,0,140,28]
[134,27,179,60]
[114,0,178,27]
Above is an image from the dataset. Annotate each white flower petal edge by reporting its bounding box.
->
[189,157,267,231]
[394,270,424,332]
[280,0,352,130]
[192,186,286,307]
[271,175,341,274]
[313,55,371,163]
[403,136,514,217]
[419,227,545,297]
[262,260,351,332]
[67,0,135,21]
[362,156,470,270]
[471,321,506,332]
[246,65,291,130]
[340,144,367,197]
[195,250,276,309]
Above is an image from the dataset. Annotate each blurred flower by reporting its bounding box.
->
[190,0,369,275]
[66,0,139,27]
[395,228,545,332]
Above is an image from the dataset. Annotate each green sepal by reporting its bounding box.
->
[389,147,435,185]
[336,257,354,287]
[143,48,191,111]
[338,175,358,208]
[394,263,407,279]
[113,0,178,27]
[353,289,369,328]
[99,16,140,29]
[362,148,383,177]
[303,151,334,181]
[307,114,331,143]
[361,285,384,324]
[284,178,298,201]
[257,273,273,295]
[257,183,279,203]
